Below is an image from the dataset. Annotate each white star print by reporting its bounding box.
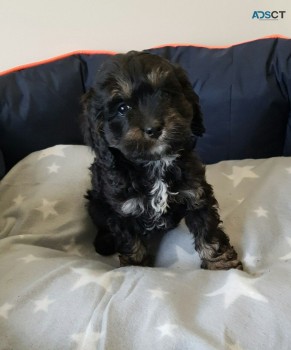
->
[228,341,244,350]
[279,237,291,261]
[35,198,59,219]
[18,254,42,263]
[169,246,197,269]
[206,271,268,308]
[12,194,25,206]
[0,303,14,319]
[38,145,68,160]
[224,166,259,187]
[63,239,83,257]
[243,253,260,267]
[33,296,55,313]
[47,162,61,174]
[71,268,122,292]
[253,206,268,218]
[237,198,245,205]
[162,271,176,278]
[280,252,291,260]
[71,330,103,350]
[148,287,169,300]
[156,323,178,338]
[225,332,244,350]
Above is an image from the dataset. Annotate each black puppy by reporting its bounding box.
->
[81,51,242,270]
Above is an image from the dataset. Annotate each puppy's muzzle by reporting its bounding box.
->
[143,126,162,139]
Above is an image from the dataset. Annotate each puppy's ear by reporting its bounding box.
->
[81,88,118,168]
[80,88,103,149]
[174,66,205,137]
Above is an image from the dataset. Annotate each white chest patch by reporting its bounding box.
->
[150,179,170,214]
[121,155,178,224]
[147,155,178,219]
[121,178,171,218]
[121,180,170,219]
[121,197,145,216]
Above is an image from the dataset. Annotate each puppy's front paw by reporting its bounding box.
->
[119,254,134,267]
[201,247,243,271]
[119,254,152,267]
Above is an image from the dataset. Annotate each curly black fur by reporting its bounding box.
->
[81,51,242,269]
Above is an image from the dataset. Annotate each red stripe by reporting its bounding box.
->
[0,35,289,77]
[0,50,116,77]
[151,34,290,50]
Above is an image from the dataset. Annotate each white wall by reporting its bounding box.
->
[0,0,290,72]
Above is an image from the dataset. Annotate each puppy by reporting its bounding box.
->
[81,51,242,270]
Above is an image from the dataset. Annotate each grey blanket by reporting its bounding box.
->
[0,145,291,349]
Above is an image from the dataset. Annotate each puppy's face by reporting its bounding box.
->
[82,51,204,161]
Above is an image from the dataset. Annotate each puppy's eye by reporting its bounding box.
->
[160,90,173,100]
[117,103,131,116]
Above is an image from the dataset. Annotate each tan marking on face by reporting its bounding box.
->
[125,127,143,141]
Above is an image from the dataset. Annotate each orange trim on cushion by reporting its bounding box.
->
[0,50,116,77]
[0,35,289,77]
[151,34,290,50]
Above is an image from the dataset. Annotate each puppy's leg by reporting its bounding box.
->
[93,224,150,266]
[94,228,117,256]
[119,228,166,267]
[185,202,243,270]
[106,217,152,267]
[118,236,150,267]
[87,196,117,256]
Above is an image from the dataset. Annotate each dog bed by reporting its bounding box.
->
[1,37,291,349]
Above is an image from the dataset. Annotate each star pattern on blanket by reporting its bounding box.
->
[223,166,259,187]
[228,341,244,350]
[38,145,68,160]
[162,271,176,278]
[71,268,123,292]
[253,206,268,218]
[279,237,291,261]
[47,162,61,174]
[2,146,291,349]
[148,287,169,300]
[33,296,55,313]
[169,246,196,269]
[206,272,268,308]
[225,331,245,350]
[243,253,260,268]
[35,198,59,219]
[156,323,178,338]
[71,330,103,350]
[236,198,245,204]
[0,303,14,319]
[12,194,25,206]
[18,254,42,263]
[63,239,83,257]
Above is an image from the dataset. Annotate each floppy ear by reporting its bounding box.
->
[174,66,205,137]
[80,88,104,150]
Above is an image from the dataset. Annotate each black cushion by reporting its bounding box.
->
[147,39,291,163]
[0,38,290,174]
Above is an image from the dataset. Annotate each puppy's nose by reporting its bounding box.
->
[143,126,162,139]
